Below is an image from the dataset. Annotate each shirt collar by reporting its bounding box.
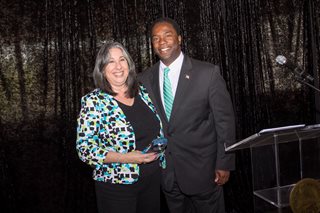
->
[160,52,184,71]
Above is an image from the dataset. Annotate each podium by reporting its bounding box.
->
[226,124,320,211]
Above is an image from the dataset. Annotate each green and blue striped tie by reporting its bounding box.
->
[163,67,174,120]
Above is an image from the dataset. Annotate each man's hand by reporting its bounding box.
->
[214,170,230,186]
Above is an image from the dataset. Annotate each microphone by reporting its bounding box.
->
[275,55,314,82]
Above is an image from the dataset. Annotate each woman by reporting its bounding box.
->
[76,42,165,213]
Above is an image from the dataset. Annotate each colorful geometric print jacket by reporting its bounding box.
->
[76,85,165,184]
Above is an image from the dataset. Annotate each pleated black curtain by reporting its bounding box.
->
[1,0,319,212]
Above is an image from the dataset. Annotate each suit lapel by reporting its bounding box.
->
[170,56,193,123]
[149,64,168,124]
[148,56,193,124]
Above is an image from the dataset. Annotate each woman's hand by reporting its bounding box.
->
[124,151,158,164]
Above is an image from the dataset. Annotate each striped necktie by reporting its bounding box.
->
[163,67,174,120]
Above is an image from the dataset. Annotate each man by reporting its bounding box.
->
[139,17,236,213]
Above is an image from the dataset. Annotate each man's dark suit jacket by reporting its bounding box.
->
[139,55,235,195]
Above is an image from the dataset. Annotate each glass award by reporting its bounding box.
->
[142,137,168,154]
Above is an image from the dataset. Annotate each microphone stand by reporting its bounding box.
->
[294,75,320,93]
[295,73,320,126]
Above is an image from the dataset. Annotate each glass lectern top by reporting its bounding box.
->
[225,124,320,152]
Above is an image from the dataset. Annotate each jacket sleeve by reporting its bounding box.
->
[208,66,236,171]
[76,95,109,168]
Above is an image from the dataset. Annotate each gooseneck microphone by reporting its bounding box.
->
[275,55,314,82]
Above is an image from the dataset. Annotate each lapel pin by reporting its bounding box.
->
[185,75,190,79]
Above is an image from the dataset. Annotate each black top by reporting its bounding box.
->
[116,96,160,177]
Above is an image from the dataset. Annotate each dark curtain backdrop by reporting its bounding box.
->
[1,0,319,212]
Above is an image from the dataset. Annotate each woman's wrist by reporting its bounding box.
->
[118,153,130,163]
[103,152,129,164]
[118,153,125,163]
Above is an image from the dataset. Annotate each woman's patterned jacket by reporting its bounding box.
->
[76,85,165,184]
